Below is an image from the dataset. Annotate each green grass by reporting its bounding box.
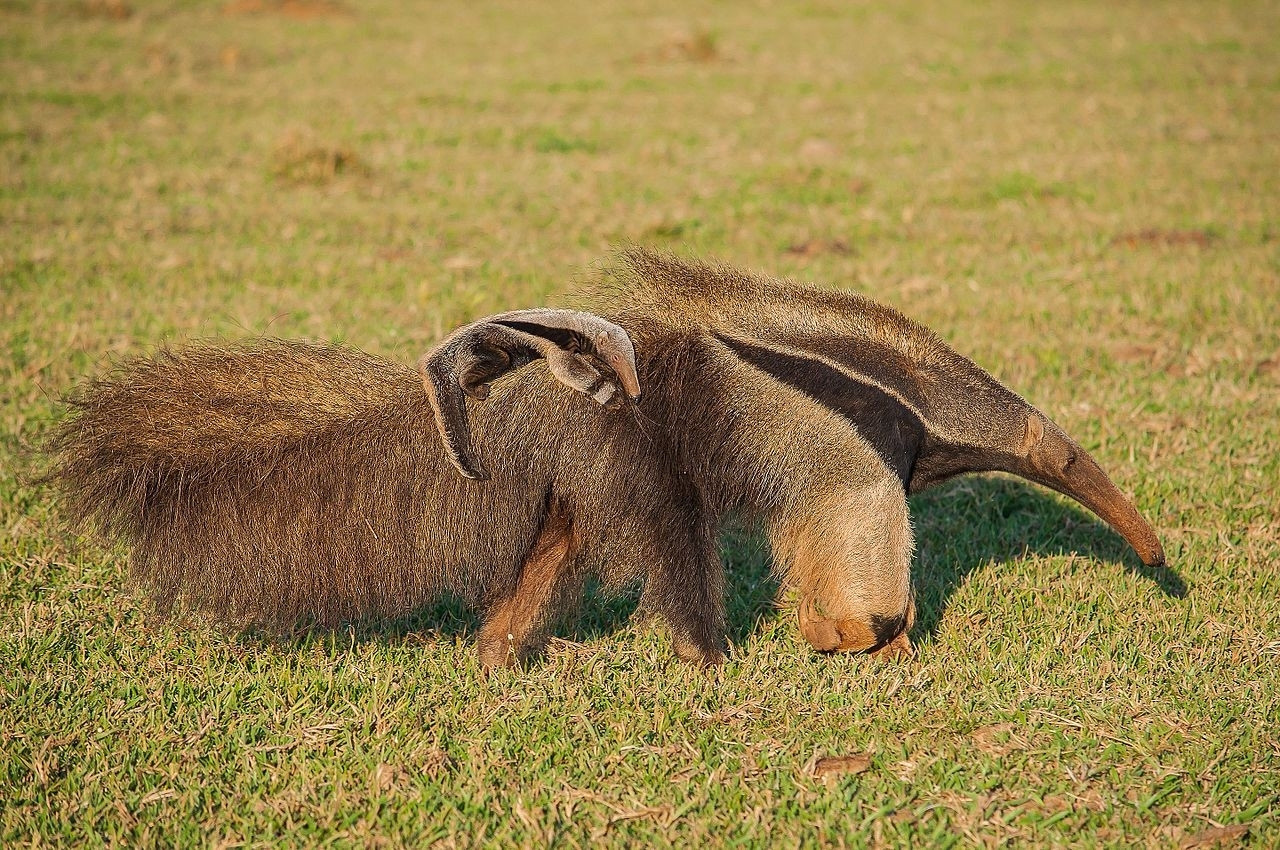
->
[3,0,1278,846]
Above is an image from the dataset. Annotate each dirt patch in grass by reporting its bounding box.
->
[637,29,723,63]
[270,131,367,184]
[1111,229,1216,249]
[968,722,1031,757]
[1254,353,1280,378]
[77,0,131,19]
[807,753,872,781]
[223,0,351,19]
[785,238,852,259]
[1178,823,1251,848]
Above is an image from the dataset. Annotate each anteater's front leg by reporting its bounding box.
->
[634,509,726,667]
[783,473,915,658]
[477,506,579,669]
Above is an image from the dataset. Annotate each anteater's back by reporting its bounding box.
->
[46,340,542,628]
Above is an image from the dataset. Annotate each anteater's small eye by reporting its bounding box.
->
[1063,452,1077,471]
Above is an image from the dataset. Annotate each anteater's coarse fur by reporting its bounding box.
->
[47,249,1165,666]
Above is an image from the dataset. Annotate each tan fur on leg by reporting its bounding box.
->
[778,475,915,655]
[477,508,578,669]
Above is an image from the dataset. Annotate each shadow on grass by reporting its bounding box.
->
[909,475,1185,639]
[249,475,1183,658]
[234,592,481,656]
[556,523,782,649]
[245,524,783,659]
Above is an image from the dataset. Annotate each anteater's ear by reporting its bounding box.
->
[419,309,640,480]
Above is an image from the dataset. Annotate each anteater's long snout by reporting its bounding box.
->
[1021,419,1165,567]
[1053,451,1165,567]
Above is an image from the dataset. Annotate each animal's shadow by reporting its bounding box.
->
[701,475,1182,648]
[907,476,1184,639]
[256,528,781,658]
[261,476,1183,659]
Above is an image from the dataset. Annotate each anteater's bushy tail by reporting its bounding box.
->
[45,340,440,628]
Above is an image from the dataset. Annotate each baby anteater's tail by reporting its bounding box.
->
[45,340,434,628]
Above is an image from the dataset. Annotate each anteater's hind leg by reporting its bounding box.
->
[477,506,579,669]
[643,526,726,667]
[629,500,726,667]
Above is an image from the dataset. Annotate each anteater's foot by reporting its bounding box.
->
[476,632,522,671]
[798,595,914,658]
[868,630,914,661]
[671,630,727,668]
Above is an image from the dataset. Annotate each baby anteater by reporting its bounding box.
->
[47,249,1165,667]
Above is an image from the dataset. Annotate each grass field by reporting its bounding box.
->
[3,0,1279,846]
